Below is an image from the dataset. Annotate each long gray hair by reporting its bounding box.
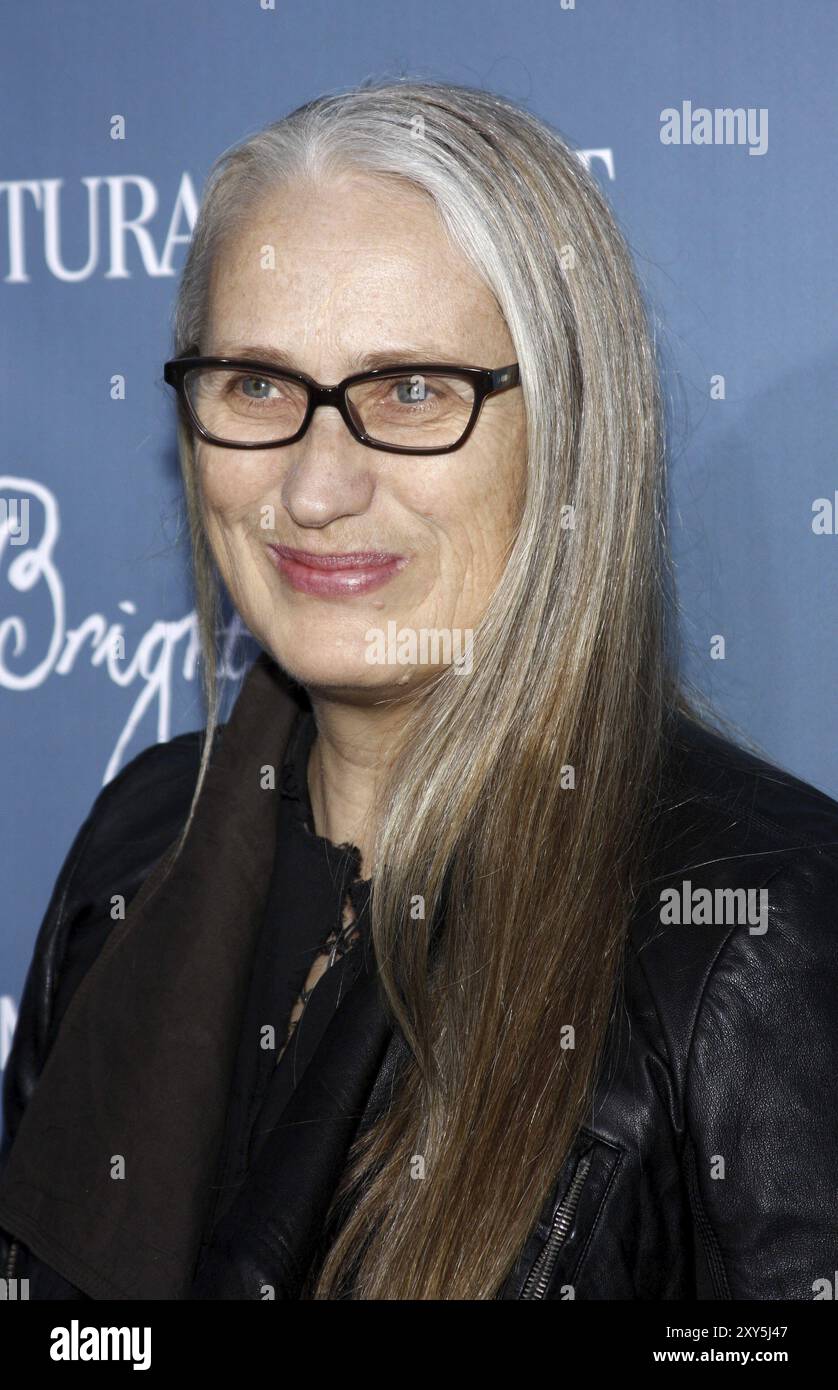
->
[167,77,712,1298]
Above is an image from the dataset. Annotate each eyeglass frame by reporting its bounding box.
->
[162,354,522,456]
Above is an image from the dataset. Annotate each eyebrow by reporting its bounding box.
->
[206,343,462,373]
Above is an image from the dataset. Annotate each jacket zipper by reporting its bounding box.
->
[519,1149,592,1299]
[4,1238,19,1280]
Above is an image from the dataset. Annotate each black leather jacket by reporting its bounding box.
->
[3,706,838,1300]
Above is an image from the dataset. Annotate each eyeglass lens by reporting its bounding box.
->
[183,367,477,448]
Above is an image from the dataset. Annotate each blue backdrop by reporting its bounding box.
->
[2,0,836,1068]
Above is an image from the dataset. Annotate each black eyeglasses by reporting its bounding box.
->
[162,355,521,456]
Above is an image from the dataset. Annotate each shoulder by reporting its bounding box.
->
[631,716,838,1299]
[96,724,214,816]
[41,722,227,977]
[628,711,838,1072]
[655,710,838,859]
[36,727,215,928]
[1,725,223,1164]
[75,727,215,871]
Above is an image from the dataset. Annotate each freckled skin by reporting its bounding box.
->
[198,172,527,700]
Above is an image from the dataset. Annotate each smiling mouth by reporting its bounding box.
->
[266,543,409,597]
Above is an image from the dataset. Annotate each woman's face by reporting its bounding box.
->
[197,172,527,699]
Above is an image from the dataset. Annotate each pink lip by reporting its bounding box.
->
[267,543,409,597]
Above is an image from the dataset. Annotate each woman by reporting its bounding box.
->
[2,78,837,1302]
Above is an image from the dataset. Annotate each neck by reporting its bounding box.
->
[305,695,408,877]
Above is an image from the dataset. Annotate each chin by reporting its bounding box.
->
[266,638,438,703]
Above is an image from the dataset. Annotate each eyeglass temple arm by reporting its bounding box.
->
[490,364,520,392]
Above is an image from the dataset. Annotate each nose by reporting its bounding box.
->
[279,401,376,528]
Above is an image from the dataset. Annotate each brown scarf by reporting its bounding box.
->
[0,650,397,1299]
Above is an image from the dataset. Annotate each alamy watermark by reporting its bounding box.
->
[365,622,473,675]
[660,881,768,935]
[49,1320,151,1370]
[660,101,768,156]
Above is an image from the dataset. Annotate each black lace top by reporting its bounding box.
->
[203,706,373,1236]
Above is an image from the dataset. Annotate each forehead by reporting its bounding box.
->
[204,173,506,360]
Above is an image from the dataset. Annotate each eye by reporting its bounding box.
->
[392,375,438,404]
[239,375,281,400]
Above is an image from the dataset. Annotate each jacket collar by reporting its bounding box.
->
[0,649,395,1299]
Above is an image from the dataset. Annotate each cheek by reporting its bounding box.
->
[193,453,270,606]
[198,449,274,516]
[417,430,525,561]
